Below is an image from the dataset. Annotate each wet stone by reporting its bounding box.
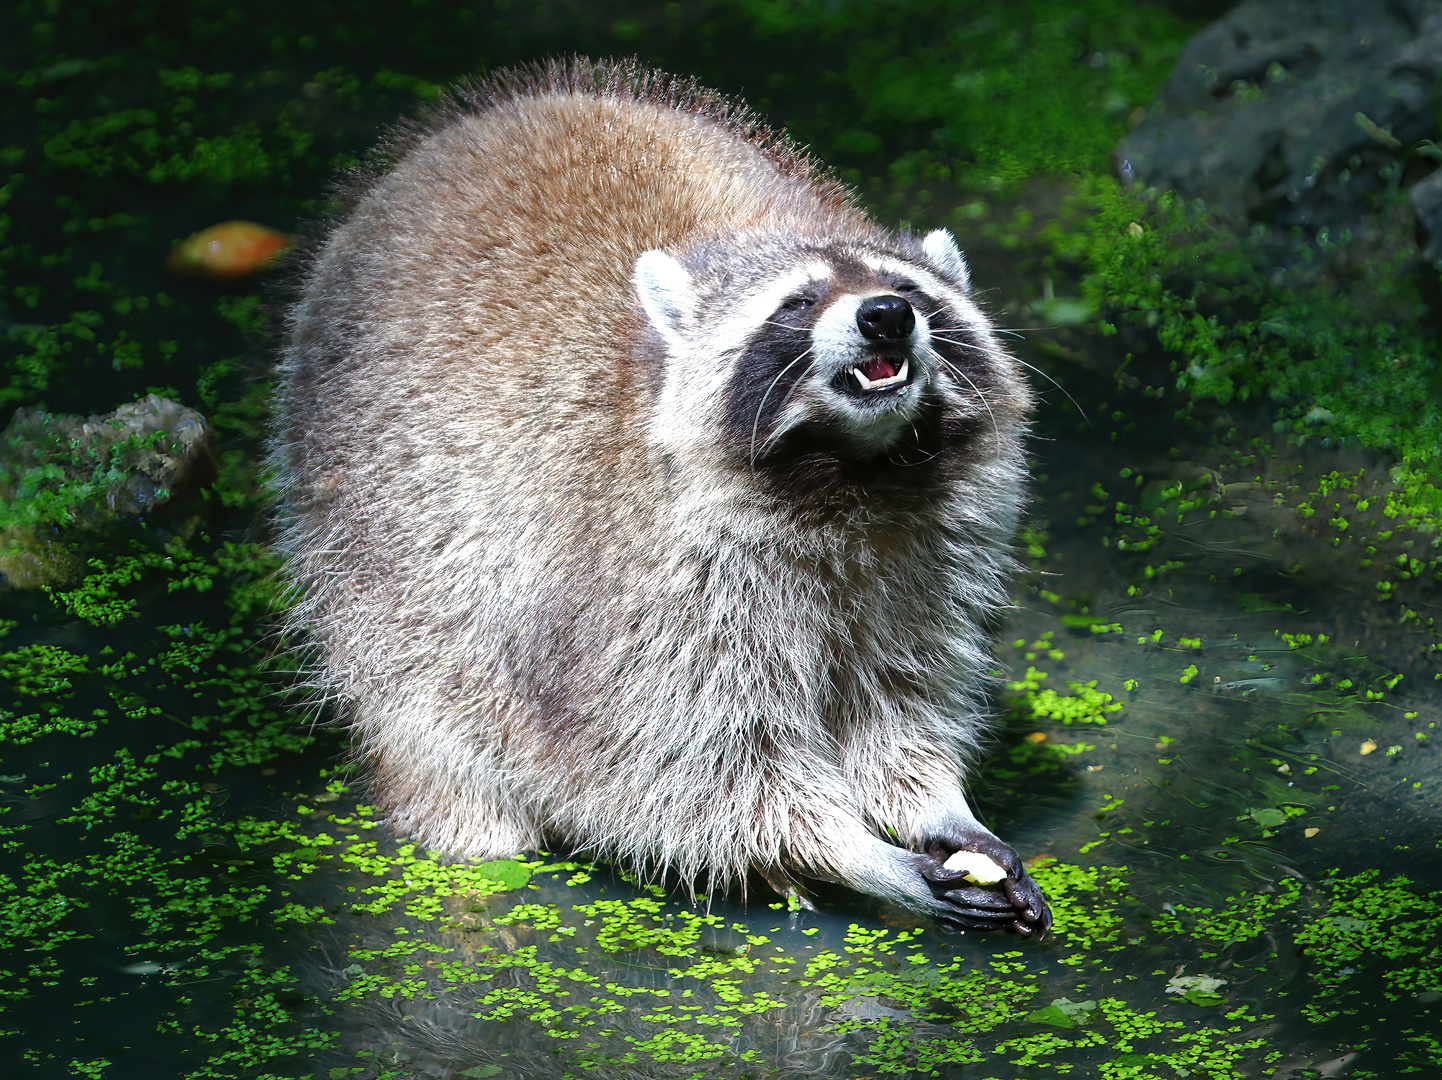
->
[1117,0,1442,232]
[1410,168,1442,267]
[0,394,213,587]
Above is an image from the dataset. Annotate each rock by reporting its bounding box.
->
[1117,0,1442,230]
[1,394,212,517]
[1409,168,1442,266]
[0,395,213,587]
[0,529,80,591]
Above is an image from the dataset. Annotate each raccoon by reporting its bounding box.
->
[270,58,1049,936]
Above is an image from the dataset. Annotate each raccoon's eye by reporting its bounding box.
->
[780,294,816,312]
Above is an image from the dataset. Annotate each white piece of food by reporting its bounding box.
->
[941,850,1007,885]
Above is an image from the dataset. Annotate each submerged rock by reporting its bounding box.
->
[0,394,213,587]
[1117,0,1442,230]
[1409,169,1442,267]
[1,394,212,517]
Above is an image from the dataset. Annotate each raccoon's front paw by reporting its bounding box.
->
[920,833,1051,938]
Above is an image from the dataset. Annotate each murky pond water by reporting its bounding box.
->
[13,344,1438,1079]
[4,2,1441,1077]
[275,370,1440,1080]
[158,367,1428,1080]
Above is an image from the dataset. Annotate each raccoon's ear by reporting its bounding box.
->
[922,228,971,290]
[634,250,696,348]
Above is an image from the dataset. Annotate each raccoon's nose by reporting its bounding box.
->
[856,295,915,341]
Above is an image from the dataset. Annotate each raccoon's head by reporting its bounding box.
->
[634,228,1021,475]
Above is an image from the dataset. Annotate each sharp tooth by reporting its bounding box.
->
[852,367,873,390]
[896,358,908,383]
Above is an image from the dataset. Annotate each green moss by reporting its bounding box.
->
[1041,179,1441,467]
[0,425,182,532]
[731,0,1197,191]
[1018,679,1123,726]
[1295,871,1442,1022]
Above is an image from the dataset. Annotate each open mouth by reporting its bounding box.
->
[846,356,910,392]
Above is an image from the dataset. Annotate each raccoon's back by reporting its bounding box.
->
[277,66,873,504]
[270,62,868,696]
[285,67,864,425]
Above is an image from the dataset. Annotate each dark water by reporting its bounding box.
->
[5,281,1439,1080]
[255,360,1442,1079]
[3,1,1440,1077]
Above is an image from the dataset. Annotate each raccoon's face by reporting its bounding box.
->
[636,229,1010,470]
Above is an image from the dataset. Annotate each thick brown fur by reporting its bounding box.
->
[269,57,1049,934]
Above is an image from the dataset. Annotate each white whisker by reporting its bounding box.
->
[754,352,824,463]
[922,342,1003,458]
[750,346,816,467]
[929,331,1088,425]
[887,420,942,467]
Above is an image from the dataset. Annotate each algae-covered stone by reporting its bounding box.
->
[1410,169,1442,267]
[0,394,213,587]
[0,528,80,591]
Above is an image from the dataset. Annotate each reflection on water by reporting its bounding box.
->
[1009,393,1442,901]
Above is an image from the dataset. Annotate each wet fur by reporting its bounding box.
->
[269,58,1047,933]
